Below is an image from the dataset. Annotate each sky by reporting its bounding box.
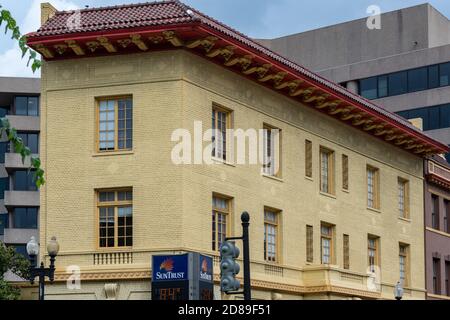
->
[1,0,450,78]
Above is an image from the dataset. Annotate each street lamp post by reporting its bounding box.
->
[394,281,404,300]
[26,236,60,301]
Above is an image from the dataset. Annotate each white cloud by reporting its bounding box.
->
[0,0,79,78]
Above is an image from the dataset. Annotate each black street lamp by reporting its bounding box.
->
[394,281,404,300]
[26,236,60,301]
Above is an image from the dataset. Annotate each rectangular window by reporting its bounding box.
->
[97,97,132,152]
[342,154,349,191]
[398,178,409,219]
[408,67,428,92]
[321,223,334,264]
[212,195,230,251]
[16,133,39,154]
[305,140,312,178]
[388,71,408,96]
[14,96,39,116]
[98,189,133,248]
[367,166,380,209]
[320,147,334,194]
[440,62,450,87]
[360,77,378,100]
[360,62,450,101]
[378,75,388,98]
[428,65,440,89]
[12,208,38,229]
[441,104,450,129]
[399,244,410,287]
[212,106,231,161]
[0,177,8,200]
[433,258,441,295]
[432,194,440,230]
[444,200,449,234]
[264,208,279,263]
[0,142,7,163]
[368,236,379,273]
[13,170,37,191]
[263,125,281,177]
[306,225,313,263]
[343,234,350,270]
[0,214,8,235]
[445,261,450,297]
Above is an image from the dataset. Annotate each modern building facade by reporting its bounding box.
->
[259,4,450,162]
[26,1,448,300]
[424,156,450,300]
[0,77,40,259]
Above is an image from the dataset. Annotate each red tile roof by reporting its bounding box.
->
[27,0,449,155]
[32,1,195,37]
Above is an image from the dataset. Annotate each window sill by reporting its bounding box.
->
[95,247,133,252]
[211,157,236,167]
[367,207,381,214]
[319,191,336,199]
[262,173,283,182]
[426,227,450,238]
[93,150,134,157]
[398,217,411,223]
[304,176,313,182]
[342,189,350,193]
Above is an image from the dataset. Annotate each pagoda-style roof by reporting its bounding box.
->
[26,0,449,157]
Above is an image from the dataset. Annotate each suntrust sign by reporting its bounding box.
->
[151,253,214,300]
[152,254,188,282]
[199,255,213,283]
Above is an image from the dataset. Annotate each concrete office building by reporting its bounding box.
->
[26,1,448,300]
[259,4,450,162]
[0,77,40,259]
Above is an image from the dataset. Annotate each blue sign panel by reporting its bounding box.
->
[199,255,213,283]
[152,254,188,282]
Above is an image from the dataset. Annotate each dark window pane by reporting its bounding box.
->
[378,76,388,98]
[408,67,428,92]
[118,238,124,247]
[13,208,38,229]
[440,104,450,129]
[428,106,440,131]
[445,147,450,164]
[0,177,9,200]
[0,142,7,163]
[100,238,106,247]
[8,245,30,259]
[27,134,39,154]
[15,97,28,115]
[107,238,114,247]
[388,72,408,96]
[397,110,410,119]
[0,107,8,117]
[429,65,440,89]
[99,192,114,202]
[360,77,378,99]
[440,62,450,87]
[0,214,8,235]
[28,97,39,116]
[13,171,37,191]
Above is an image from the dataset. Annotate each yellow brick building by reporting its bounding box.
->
[26,1,449,300]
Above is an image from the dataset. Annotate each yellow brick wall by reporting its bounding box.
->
[40,50,425,299]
